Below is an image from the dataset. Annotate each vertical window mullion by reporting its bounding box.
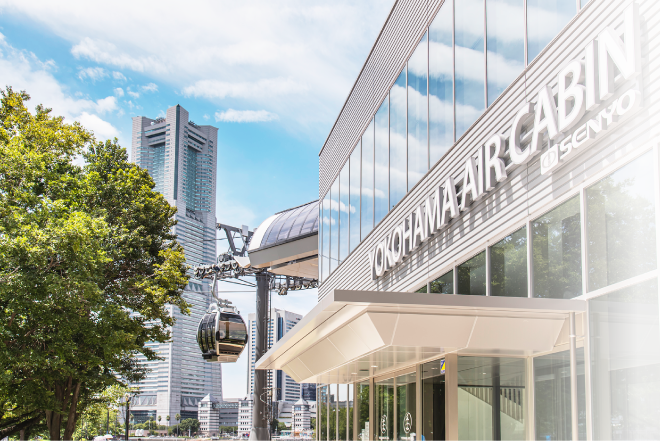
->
[523,0,528,66]
[527,219,533,298]
[580,188,589,296]
[485,244,492,296]
[483,0,488,109]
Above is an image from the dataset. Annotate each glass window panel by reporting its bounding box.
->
[396,372,417,440]
[455,0,485,138]
[457,251,486,295]
[330,384,337,441]
[356,381,370,441]
[458,357,526,440]
[581,0,589,7]
[330,178,340,273]
[490,226,528,297]
[422,359,446,441]
[486,0,524,106]
[527,0,576,62]
[319,385,328,441]
[350,143,361,253]
[590,278,660,439]
[532,196,582,299]
[408,33,429,190]
[337,384,347,440]
[322,194,330,281]
[375,97,389,225]
[348,384,354,441]
[587,152,657,291]
[361,121,375,240]
[339,162,350,262]
[390,70,407,209]
[430,270,454,294]
[429,0,454,164]
[534,349,586,441]
[375,378,394,440]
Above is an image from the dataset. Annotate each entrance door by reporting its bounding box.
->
[422,359,446,440]
[375,377,394,440]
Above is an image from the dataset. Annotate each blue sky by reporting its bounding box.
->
[0,0,392,398]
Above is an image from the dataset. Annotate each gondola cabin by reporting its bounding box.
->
[197,304,248,363]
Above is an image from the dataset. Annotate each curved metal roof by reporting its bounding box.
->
[255,200,318,250]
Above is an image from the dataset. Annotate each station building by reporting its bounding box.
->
[256,0,660,439]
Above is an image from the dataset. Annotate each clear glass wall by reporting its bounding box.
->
[320,0,583,281]
[458,357,525,440]
[376,378,394,440]
[422,359,446,440]
[356,381,370,441]
[396,372,416,440]
[458,252,486,296]
[490,226,527,297]
[339,162,349,263]
[590,278,660,439]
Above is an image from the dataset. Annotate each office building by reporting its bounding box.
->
[238,396,254,437]
[247,309,302,403]
[130,105,222,422]
[218,398,240,428]
[198,394,221,436]
[256,0,660,439]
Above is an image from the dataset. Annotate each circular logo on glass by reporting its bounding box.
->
[403,412,412,434]
[380,414,387,435]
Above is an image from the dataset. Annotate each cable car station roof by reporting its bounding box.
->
[247,200,318,278]
[255,289,586,385]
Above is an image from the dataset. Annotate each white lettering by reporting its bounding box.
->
[558,60,586,132]
[531,85,560,155]
[374,242,385,277]
[585,40,599,111]
[616,89,641,116]
[401,214,413,258]
[440,177,459,226]
[509,102,533,164]
[412,206,426,248]
[598,4,641,100]
[461,156,481,211]
[391,226,403,264]
[424,187,442,238]
[483,135,507,191]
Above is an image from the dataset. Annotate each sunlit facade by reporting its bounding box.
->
[131,105,222,422]
[259,0,660,440]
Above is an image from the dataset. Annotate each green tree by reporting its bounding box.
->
[0,87,190,440]
[179,418,199,435]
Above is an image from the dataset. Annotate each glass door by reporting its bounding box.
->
[422,359,446,440]
[396,372,417,440]
[375,377,394,440]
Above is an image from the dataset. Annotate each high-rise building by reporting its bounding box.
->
[247,309,303,403]
[130,105,221,422]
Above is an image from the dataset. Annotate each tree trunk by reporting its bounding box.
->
[45,409,62,441]
[63,382,82,440]
[19,428,25,440]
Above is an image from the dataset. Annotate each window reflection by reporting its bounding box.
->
[590,279,660,439]
[527,0,576,62]
[532,196,582,299]
[390,70,407,209]
[349,143,361,252]
[356,382,370,441]
[330,179,339,273]
[339,162,349,263]
[321,194,330,281]
[587,152,657,291]
[429,0,454,164]
[375,378,394,440]
[458,251,486,295]
[534,349,586,440]
[375,97,389,224]
[431,270,454,294]
[361,120,375,240]
[457,357,526,440]
[455,0,485,137]
[490,227,527,297]
[408,33,429,190]
[486,0,524,105]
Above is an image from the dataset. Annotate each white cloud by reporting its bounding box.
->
[112,71,126,81]
[140,82,158,93]
[0,0,394,136]
[113,87,124,97]
[215,109,279,123]
[0,33,121,142]
[203,114,210,121]
[127,90,139,99]
[77,66,107,82]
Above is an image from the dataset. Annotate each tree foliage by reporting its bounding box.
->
[0,87,190,440]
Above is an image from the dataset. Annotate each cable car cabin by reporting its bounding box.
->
[197,305,248,363]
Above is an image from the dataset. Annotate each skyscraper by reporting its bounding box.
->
[131,105,221,422]
[247,309,303,403]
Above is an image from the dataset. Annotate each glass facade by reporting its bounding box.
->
[356,382,370,441]
[586,152,657,291]
[490,227,527,298]
[458,251,486,296]
[422,359,446,440]
[375,378,394,440]
[321,0,585,282]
